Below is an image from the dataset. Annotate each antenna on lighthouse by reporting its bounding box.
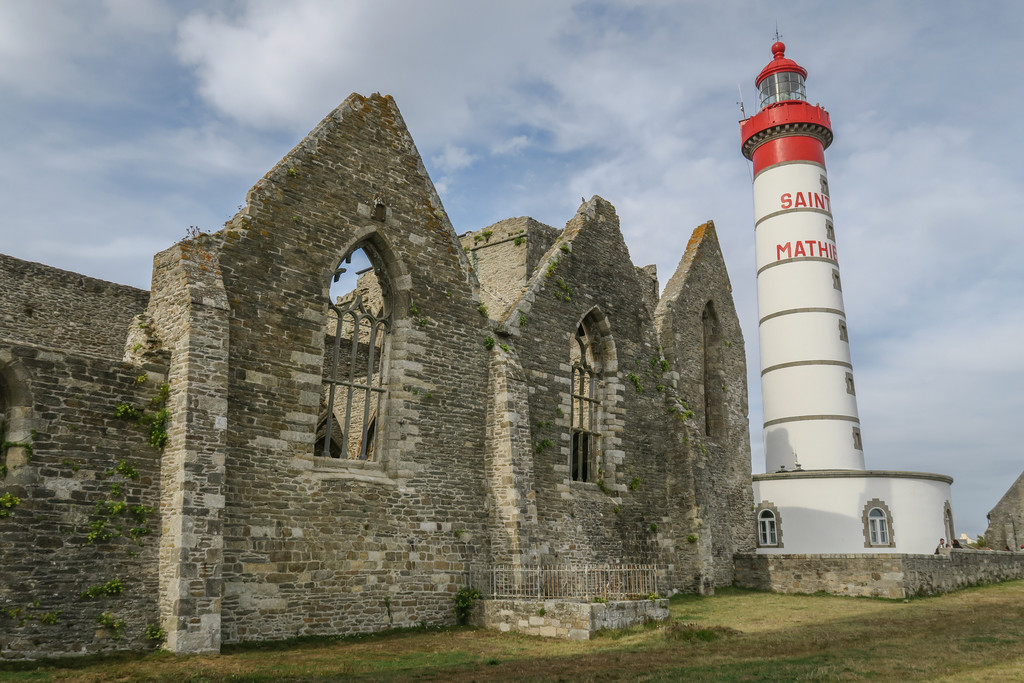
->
[737,84,746,119]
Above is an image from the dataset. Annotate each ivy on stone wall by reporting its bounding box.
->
[1,600,62,627]
[83,460,155,548]
[0,491,21,517]
[113,383,170,450]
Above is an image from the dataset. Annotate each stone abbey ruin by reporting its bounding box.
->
[0,94,754,657]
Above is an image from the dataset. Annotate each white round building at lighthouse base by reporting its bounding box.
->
[752,470,954,555]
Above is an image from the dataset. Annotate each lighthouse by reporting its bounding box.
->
[740,42,955,555]
[740,42,861,472]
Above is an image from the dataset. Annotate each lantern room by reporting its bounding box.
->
[756,41,808,108]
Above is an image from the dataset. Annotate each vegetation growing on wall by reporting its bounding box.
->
[113,383,170,450]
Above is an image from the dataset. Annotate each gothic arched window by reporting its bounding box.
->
[702,301,725,437]
[317,244,392,461]
[570,319,600,482]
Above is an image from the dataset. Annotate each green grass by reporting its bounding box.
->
[3,581,1024,681]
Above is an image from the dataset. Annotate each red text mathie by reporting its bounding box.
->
[780,192,831,212]
[776,240,838,262]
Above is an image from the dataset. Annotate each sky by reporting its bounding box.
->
[1,1,1021,538]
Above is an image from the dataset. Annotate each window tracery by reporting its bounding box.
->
[317,245,391,461]
[570,319,600,482]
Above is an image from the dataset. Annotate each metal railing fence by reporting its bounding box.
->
[470,564,658,601]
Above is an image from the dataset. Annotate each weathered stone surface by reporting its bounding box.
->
[656,222,754,590]
[472,598,669,639]
[0,345,166,658]
[985,471,1024,551]
[734,551,1024,598]
[0,253,150,359]
[1,93,753,659]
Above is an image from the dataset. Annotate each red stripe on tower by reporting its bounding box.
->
[751,136,825,175]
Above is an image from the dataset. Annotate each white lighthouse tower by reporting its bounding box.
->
[742,41,861,473]
[741,42,955,555]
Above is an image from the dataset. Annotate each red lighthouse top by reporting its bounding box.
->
[740,41,833,168]
[756,42,808,88]
[754,41,809,109]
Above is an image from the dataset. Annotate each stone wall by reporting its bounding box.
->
[656,223,755,589]
[0,253,149,360]
[1,91,756,659]
[985,470,1024,551]
[0,344,167,659]
[194,93,494,647]
[473,598,669,640]
[462,217,558,321]
[734,551,1024,599]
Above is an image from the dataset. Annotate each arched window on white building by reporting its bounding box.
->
[862,499,895,548]
[755,501,783,548]
[758,510,778,546]
[868,508,888,545]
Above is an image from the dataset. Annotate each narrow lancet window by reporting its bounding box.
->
[702,302,725,437]
[570,320,600,482]
[318,245,392,461]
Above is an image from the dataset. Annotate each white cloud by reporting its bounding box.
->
[175,0,574,139]
[1,0,1022,537]
[0,0,176,103]
[432,145,477,174]
[492,135,530,155]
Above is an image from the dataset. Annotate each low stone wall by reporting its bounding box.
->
[903,550,1024,595]
[473,598,669,640]
[734,550,1024,599]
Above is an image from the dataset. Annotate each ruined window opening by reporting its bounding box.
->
[702,302,725,438]
[0,380,8,457]
[944,504,955,544]
[0,371,31,474]
[315,413,344,459]
[371,195,387,222]
[362,416,377,461]
[758,509,778,546]
[317,245,391,461]
[570,319,600,482]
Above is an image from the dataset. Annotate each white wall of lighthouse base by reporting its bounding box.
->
[752,470,953,555]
